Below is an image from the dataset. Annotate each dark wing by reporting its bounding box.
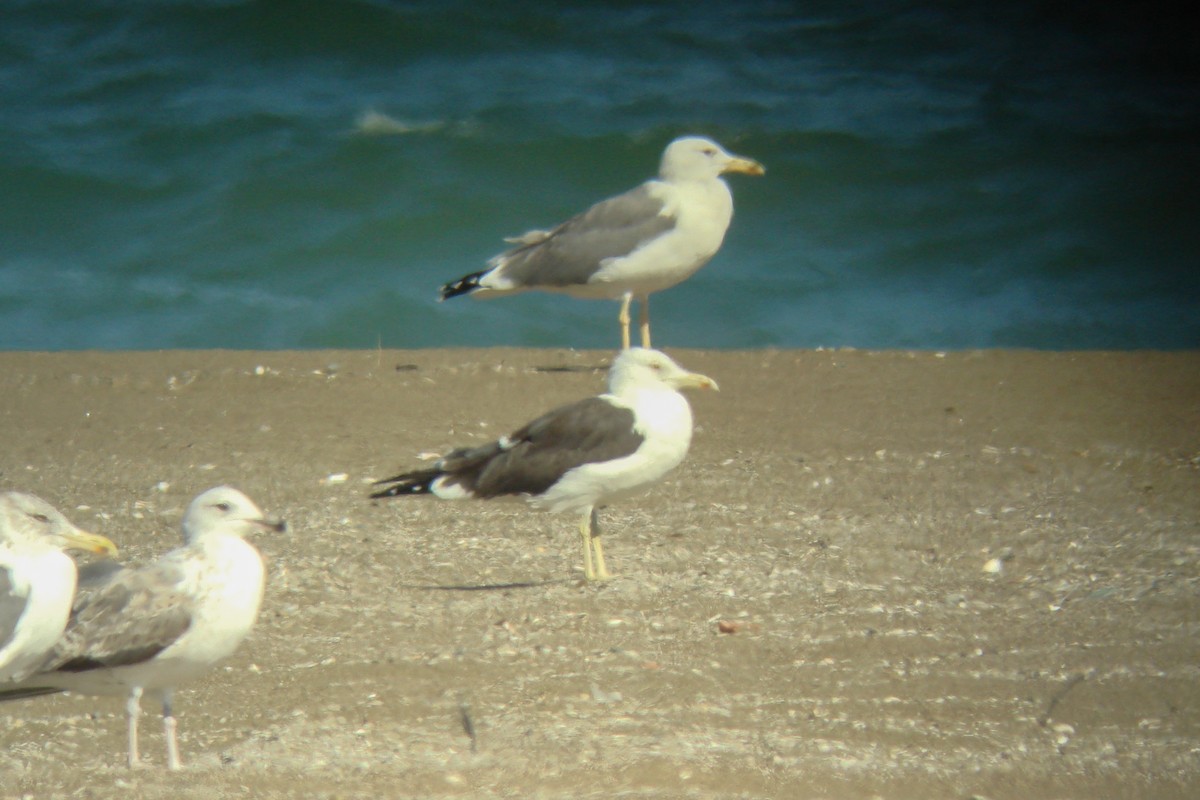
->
[370,467,445,498]
[464,397,644,498]
[496,184,676,288]
[372,398,645,501]
[40,559,193,673]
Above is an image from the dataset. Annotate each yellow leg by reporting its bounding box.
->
[578,510,595,580]
[590,532,610,581]
[618,293,633,350]
[638,295,651,349]
[585,507,611,581]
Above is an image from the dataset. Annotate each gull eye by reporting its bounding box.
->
[215,502,232,512]
[702,147,717,156]
[31,512,50,523]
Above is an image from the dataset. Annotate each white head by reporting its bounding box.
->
[181,486,285,544]
[0,491,117,555]
[659,136,765,182]
[607,348,719,396]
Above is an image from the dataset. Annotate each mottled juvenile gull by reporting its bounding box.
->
[0,486,285,770]
[440,136,764,350]
[371,348,717,580]
[1,492,117,683]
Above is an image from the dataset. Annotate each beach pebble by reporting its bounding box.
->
[983,547,1014,574]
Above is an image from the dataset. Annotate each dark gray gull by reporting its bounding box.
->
[0,486,284,770]
[440,136,764,350]
[370,348,717,580]
[1,492,117,683]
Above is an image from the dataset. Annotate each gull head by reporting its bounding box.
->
[608,348,719,395]
[0,491,118,556]
[182,486,286,543]
[659,136,765,182]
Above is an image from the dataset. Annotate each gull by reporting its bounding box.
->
[371,348,717,580]
[0,486,285,770]
[2,492,117,683]
[439,136,764,349]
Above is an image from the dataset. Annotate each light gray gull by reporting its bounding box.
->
[439,136,764,350]
[0,486,285,770]
[1,492,118,683]
[370,348,717,580]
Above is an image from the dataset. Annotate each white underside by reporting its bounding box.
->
[0,548,76,682]
[530,388,694,514]
[478,176,735,301]
[44,533,265,699]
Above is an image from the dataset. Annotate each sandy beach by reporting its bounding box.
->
[1,347,1197,799]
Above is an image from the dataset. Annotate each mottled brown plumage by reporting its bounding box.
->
[46,561,192,673]
[0,487,283,770]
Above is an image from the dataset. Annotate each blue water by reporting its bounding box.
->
[1,1,1197,350]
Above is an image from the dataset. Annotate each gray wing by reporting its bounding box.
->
[441,397,645,498]
[41,559,193,673]
[495,184,676,288]
[0,565,29,655]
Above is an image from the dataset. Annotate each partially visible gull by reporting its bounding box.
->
[0,486,285,770]
[371,348,717,580]
[439,136,764,350]
[1,492,118,683]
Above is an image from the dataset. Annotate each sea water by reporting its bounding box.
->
[2,0,1197,350]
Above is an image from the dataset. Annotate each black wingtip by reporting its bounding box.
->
[0,686,63,704]
[439,270,486,301]
[369,472,438,499]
